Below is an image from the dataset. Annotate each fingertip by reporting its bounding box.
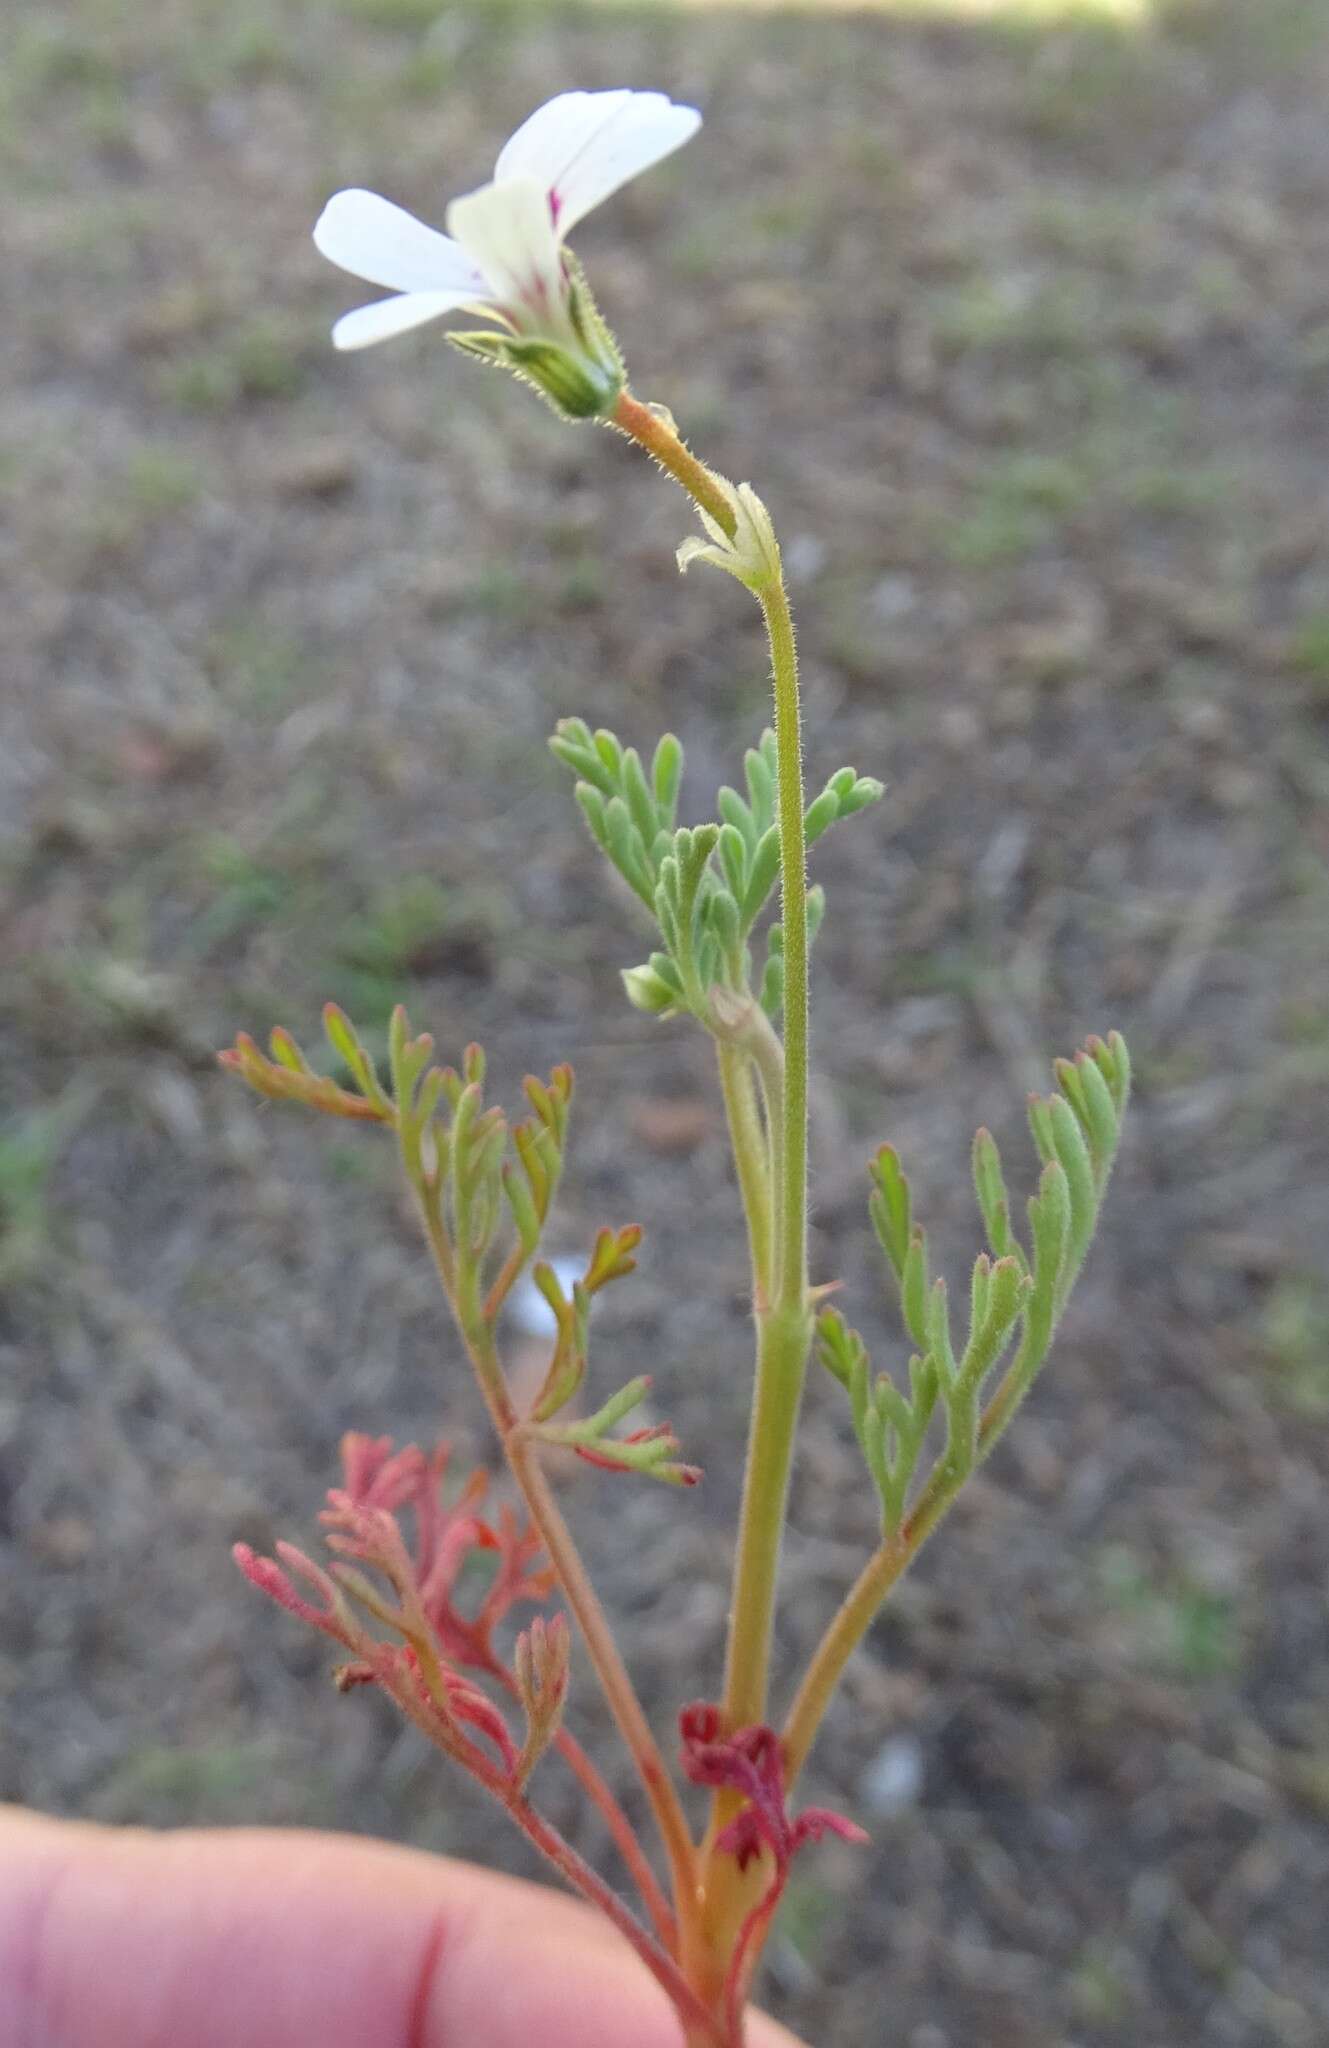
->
[0,1815,804,2048]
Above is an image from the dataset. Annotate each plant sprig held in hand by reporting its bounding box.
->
[222,89,1130,2048]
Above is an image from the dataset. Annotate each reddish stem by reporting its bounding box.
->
[551,1726,677,1952]
[512,1786,723,2047]
[505,1427,698,1907]
[481,1237,527,1323]
[489,1654,675,1951]
[378,1653,724,2045]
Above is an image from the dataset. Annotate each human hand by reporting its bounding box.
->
[0,1807,804,2047]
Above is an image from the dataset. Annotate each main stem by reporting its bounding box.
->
[610,392,816,2027]
[609,395,813,1730]
[697,576,813,2000]
[715,1041,774,1314]
[720,574,811,1734]
[761,576,809,1325]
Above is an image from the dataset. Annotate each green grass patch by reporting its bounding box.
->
[1290,612,1329,699]
[0,1097,88,1285]
[122,444,206,517]
[205,620,313,715]
[942,451,1091,566]
[87,1739,337,1826]
[932,273,1104,363]
[1098,1546,1244,1681]
[159,316,309,414]
[332,874,452,1018]
[190,836,297,954]
[1261,1275,1329,1418]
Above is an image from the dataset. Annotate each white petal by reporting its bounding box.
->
[446,177,565,332]
[314,189,490,297]
[495,90,635,189]
[331,291,476,351]
[495,89,701,236]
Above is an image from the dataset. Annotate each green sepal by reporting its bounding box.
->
[446,258,625,422]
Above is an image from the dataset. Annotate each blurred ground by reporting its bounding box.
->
[4,1,1329,2042]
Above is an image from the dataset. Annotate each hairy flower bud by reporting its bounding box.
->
[677,480,782,594]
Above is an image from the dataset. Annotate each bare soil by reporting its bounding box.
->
[4,3,1329,2042]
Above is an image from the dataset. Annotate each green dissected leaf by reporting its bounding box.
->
[804,765,885,849]
[651,733,683,825]
[741,826,781,929]
[718,822,749,899]
[744,738,776,833]
[704,887,741,963]
[717,783,758,851]
[846,1033,1129,1537]
[620,747,658,848]
[900,1231,930,1353]
[869,1145,913,1279]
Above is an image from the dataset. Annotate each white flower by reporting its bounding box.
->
[313,88,700,360]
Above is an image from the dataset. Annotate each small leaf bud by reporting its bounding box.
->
[622,963,679,1014]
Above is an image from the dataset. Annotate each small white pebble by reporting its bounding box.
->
[784,533,827,583]
[509,1256,583,1337]
[859,1733,924,1817]
[870,573,917,622]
